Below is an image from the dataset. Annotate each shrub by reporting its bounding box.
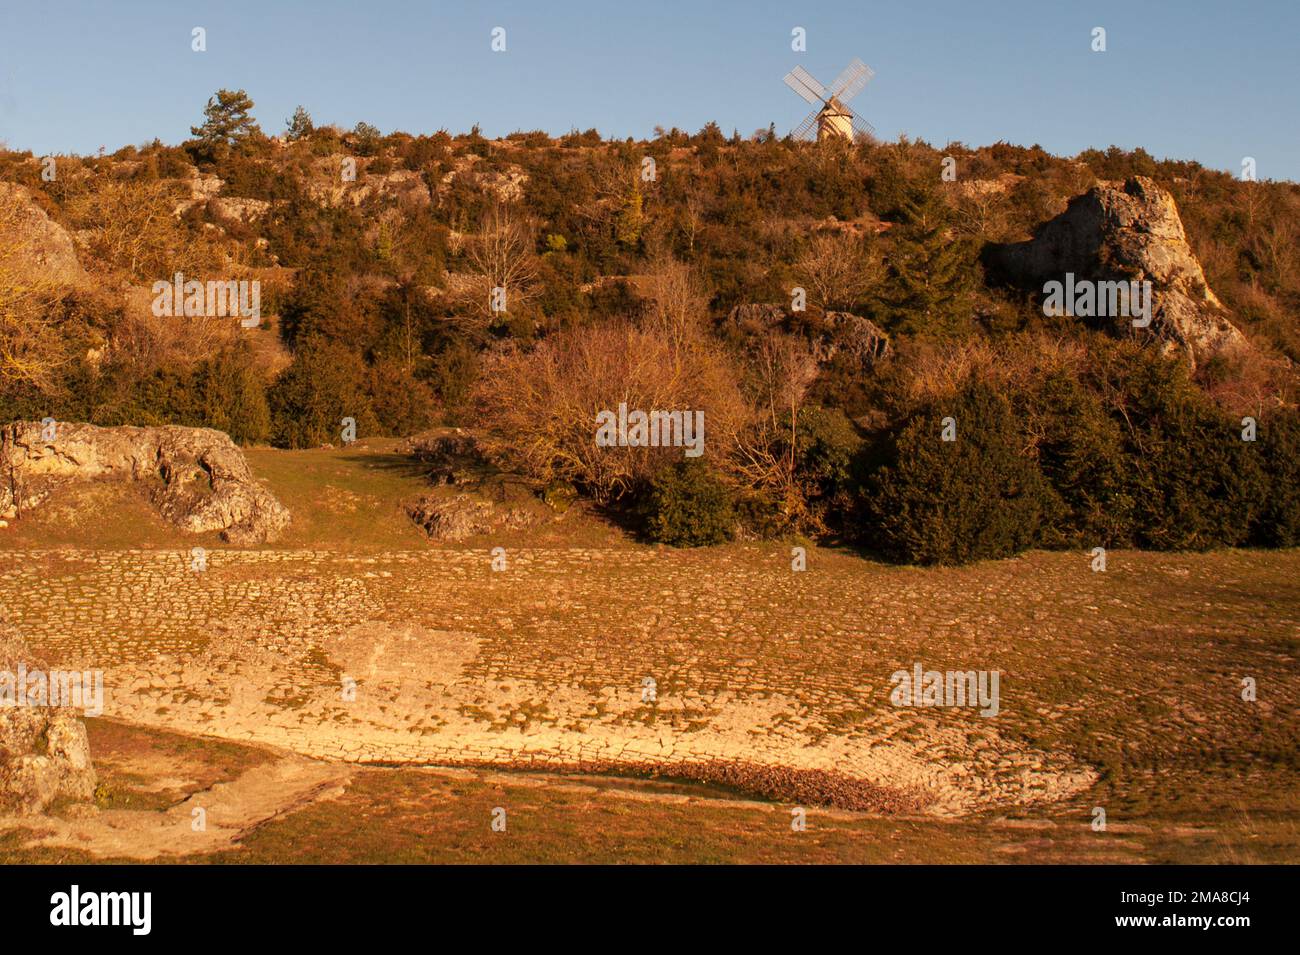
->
[189,346,272,444]
[1254,408,1300,546]
[638,460,736,547]
[366,358,437,436]
[1097,348,1266,550]
[430,339,479,423]
[769,405,864,533]
[268,339,375,448]
[862,383,1048,564]
[1124,398,1265,551]
[472,313,746,503]
[793,406,861,498]
[1024,371,1135,548]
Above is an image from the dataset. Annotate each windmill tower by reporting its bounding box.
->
[784,58,876,142]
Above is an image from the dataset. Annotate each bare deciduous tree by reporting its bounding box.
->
[459,204,538,327]
[64,179,194,278]
[732,333,821,525]
[644,256,710,369]
[792,231,878,312]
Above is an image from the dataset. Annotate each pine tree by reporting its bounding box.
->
[190,89,262,146]
[874,179,976,338]
[285,105,313,141]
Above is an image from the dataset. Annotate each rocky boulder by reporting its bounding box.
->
[984,176,1247,363]
[0,622,97,815]
[405,430,489,486]
[207,196,271,225]
[0,181,90,288]
[407,493,499,541]
[0,422,290,544]
[406,492,538,542]
[818,311,891,365]
[725,303,788,336]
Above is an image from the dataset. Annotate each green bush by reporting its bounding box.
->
[787,405,864,531]
[862,383,1048,565]
[1125,401,1264,551]
[1023,371,1135,548]
[189,346,272,444]
[794,406,862,495]
[1099,350,1265,550]
[366,358,437,437]
[638,460,736,547]
[1254,408,1300,546]
[268,339,375,448]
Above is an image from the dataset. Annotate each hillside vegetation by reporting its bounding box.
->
[2,90,1298,563]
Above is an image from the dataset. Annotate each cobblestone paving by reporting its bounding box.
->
[3,545,1296,816]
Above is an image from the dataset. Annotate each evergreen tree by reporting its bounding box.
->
[352,121,382,156]
[874,179,976,339]
[268,339,375,448]
[615,187,644,248]
[191,89,262,146]
[191,346,272,445]
[285,105,314,141]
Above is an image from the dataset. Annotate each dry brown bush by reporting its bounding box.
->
[898,334,1088,408]
[473,271,747,501]
[731,332,821,525]
[0,200,71,394]
[63,178,209,279]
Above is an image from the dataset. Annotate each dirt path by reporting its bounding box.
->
[5,753,353,860]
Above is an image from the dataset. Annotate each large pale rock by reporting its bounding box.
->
[819,311,890,365]
[0,181,90,288]
[0,422,290,544]
[986,176,1247,363]
[207,196,271,224]
[0,623,97,815]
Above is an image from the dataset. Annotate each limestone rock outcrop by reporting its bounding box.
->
[726,304,891,368]
[0,422,290,544]
[406,492,538,542]
[818,311,890,365]
[985,176,1247,364]
[207,196,271,225]
[0,622,97,815]
[405,430,489,486]
[725,303,788,335]
[0,181,90,288]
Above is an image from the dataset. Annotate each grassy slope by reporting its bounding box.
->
[1,443,1297,863]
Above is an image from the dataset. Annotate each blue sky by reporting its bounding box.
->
[1,0,1296,180]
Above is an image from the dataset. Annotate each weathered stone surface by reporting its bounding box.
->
[207,196,271,224]
[405,429,488,486]
[406,492,536,541]
[0,181,90,288]
[985,176,1247,364]
[0,422,290,544]
[407,493,497,541]
[818,311,890,364]
[725,303,788,335]
[0,622,97,815]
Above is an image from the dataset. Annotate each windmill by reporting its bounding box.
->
[784,58,876,142]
